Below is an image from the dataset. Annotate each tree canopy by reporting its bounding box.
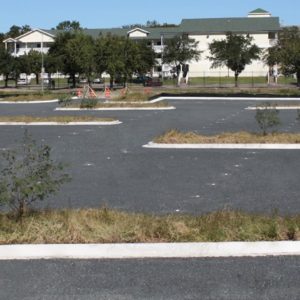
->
[266,27,300,86]
[53,20,82,31]
[209,33,261,87]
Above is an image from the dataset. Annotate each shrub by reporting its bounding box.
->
[58,95,72,107]
[255,102,281,135]
[0,130,71,220]
[80,98,98,108]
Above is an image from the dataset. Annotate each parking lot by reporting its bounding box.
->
[1,99,300,214]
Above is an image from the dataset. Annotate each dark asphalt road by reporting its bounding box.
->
[0,99,300,214]
[0,257,299,299]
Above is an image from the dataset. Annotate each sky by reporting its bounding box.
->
[1,0,299,33]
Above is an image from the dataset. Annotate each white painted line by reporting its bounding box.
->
[0,99,59,104]
[150,96,300,103]
[55,107,175,111]
[0,121,122,126]
[246,106,300,110]
[143,142,300,150]
[0,242,299,260]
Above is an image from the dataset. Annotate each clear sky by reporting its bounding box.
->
[1,0,299,33]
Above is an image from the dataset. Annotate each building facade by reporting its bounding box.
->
[3,8,280,78]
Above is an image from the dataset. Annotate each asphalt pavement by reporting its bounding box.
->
[0,99,300,214]
[0,256,299,299]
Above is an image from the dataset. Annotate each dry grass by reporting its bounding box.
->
[114,91,152,102]
[0,93,68,102]
[0,208,299,244]
[154,129,300,144]
[0,115,115,123]
[68,101,169,108]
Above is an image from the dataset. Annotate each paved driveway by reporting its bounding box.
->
[0,99,300,214]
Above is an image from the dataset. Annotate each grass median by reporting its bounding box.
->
[0,115,116,123]
[0,93,68,102]
[154,129,300,144]
[0,208,299,244]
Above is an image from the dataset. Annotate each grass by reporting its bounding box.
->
[0,93,68,102]
[162,76,297,86]
[66,100,170,108]
[0,115,116,123]
[154,129,300,144]
[114,91,152,102]
[0,208,299,244]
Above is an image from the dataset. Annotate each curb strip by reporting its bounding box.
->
[0,242,300,260]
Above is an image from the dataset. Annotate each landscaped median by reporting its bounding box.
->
[0,93,67,103]
[0,208,299,244]
[143,129,300,149]
[56,100,175,111]
[0,115,121,126]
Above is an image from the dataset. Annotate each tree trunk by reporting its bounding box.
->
[35,73,39,85]
[297,70,300,87]
[72,74,76,89]
[234,73,238,87]
[4,74,9,88]
[110,77,114,89]
[18,199,26,221]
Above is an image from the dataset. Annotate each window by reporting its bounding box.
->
[36,43,41,48]
[268,32,276,39]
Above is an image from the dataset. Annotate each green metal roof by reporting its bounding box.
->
[180,17,280,34]
[44,15,280,41]
[249,8,269,14]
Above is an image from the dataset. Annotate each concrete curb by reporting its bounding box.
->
[0,121,122,126]
[143,142,300,150]
[0,99,59,104]
[0,242,300,260]
[150,96,300,103]
[55,107,175,111]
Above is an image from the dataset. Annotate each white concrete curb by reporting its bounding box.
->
[0,121,122,126]
[143,142,300,150]
[0,99,59,104]
[150,96,300,103]
[0,242,299,260]
[55,107,175,111]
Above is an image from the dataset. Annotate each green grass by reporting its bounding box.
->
[161,76,297,86]
[0,208,299,244]
[154,129,300,144]
[0,115,115,123]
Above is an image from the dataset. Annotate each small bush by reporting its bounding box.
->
[80,98,98,108]
[255,102,281,135]
[58,96,72,107]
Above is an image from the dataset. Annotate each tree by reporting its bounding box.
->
[163,35,201,85]
[54,20,82,31]
[26,50,42,84]
[94,35,156,88]
[49,31,95,87]
[0,130,71,219]
[0,48,14,87]
[64,33,95,84]
[209,33,261,87]
[255,103,281,135]
[6,25,31,38]
[266,27,300,86]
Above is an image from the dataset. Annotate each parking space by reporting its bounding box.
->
[0,99,300,214]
